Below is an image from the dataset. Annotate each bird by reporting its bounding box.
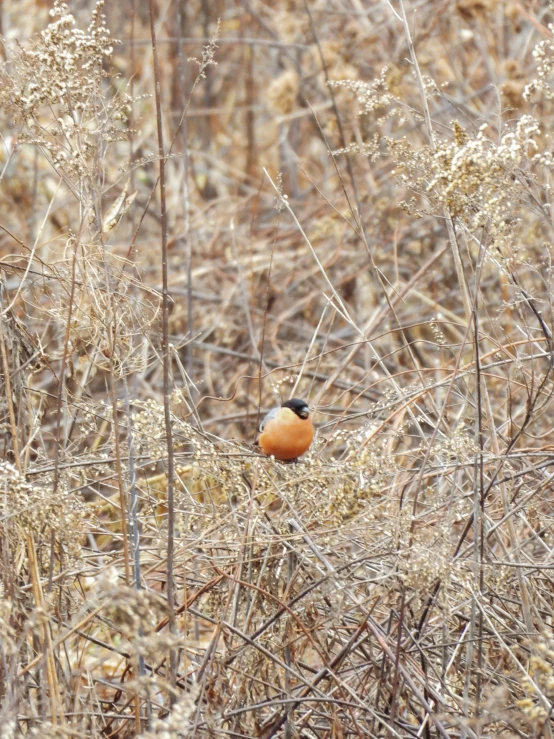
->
[258,398,314,461]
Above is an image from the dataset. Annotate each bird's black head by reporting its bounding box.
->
[282,398,310,420]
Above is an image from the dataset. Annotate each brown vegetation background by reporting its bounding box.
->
[2,0,554,736]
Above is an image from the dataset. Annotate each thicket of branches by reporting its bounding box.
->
[2,0,554,736]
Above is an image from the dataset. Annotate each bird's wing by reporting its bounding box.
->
[259,406,280,433]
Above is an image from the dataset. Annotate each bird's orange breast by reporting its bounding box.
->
[258,408,314,461]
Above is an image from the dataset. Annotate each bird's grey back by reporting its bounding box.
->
[259,406,280,432]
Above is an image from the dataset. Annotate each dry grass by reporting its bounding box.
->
[2,0,554,736]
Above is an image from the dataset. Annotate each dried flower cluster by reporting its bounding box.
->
[0,462,85,556]
[382,116,542,259]
[0,0,128,181]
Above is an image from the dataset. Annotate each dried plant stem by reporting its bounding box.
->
[19,603,104,678]
[26,533,64,726]
[149,0,177,694]
[256,243,275,435]
[177,0,194,380]
[108,381,132,585]
[0,307,64,725]
[123,380,145,731]
[0,317,21,471]
[397,0,472,323]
